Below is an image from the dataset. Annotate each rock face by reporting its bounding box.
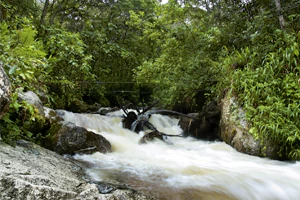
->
[219,91,280,159]
[43,121,112,155]
[0,64,12,119]
[0,140,156,200]
[179,102,221,141]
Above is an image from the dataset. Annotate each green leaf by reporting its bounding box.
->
[9,66,17,74]
[27,132,33,138]
[19,73,26,79]
[294,48,299,57]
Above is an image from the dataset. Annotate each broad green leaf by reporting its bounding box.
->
[9,66,17,74]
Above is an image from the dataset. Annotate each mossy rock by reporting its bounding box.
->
[42,122,64,150]
[220,90,281,160]
[41,121,112,155]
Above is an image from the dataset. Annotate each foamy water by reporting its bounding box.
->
[58,110,300,200]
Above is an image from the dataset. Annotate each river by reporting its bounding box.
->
[59,110,300,200]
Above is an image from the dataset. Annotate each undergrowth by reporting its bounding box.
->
[220,29,300,160]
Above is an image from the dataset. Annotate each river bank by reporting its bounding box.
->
[0,140,156,200]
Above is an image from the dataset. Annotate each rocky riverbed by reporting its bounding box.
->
[0,140,156,200]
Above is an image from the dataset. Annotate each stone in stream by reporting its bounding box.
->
[139,130,173,145]
[178,101,221,141]
[42,121,112,155]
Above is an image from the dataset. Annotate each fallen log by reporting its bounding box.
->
[121,101,199,144]
[139,130,183,145]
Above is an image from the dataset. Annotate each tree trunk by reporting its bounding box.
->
[274,0,285,30]
[0,4,3,21]
[36,0,49,38]
[40,0,49,26]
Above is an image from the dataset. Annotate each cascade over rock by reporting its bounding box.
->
[178,102,221,141]
[220,91,280,159]
[43,107,64,128]
[0,63,12,120]
[43,120,112,155]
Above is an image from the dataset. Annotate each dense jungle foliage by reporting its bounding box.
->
[0,0,300,160]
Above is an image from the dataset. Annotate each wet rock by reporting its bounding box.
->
[96,107,120,115]
[139,130,176,145]
[97,189,158,200]
[92,181,134,194]
[0,63,12,120]
[220,91,280,159]
[42,121,112,155]
[178,113,200,137]
[42,107,64,133]
[97,107,110,115]
[179,102,221,141]
[0,140,156,200]
[139,130,165,144]
[95,182,117,194]
[123,111,138,130]
[44,107,64,124]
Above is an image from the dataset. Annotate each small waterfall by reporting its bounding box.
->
[59,110,300,200]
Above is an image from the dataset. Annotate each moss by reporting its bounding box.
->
[48,109,57,118]
[46,122,62,137]
[42,122,63,150]
[231,129,237,135]
[261,146,267,157]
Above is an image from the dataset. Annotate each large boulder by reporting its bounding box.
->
[17,91,46,133]
[18,91,45,117]
[0,64,12,119]
[0,140,156,200]
[42,121,112,155]
[178,102,221,141]
[219,91,280,159]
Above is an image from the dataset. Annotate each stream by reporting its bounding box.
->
[59,110,300,200]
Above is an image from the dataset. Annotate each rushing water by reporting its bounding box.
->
[59,110,300,200]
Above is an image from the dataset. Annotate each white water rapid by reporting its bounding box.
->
[59,110,300,200]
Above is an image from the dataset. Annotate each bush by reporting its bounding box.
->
[224,30,300,160]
